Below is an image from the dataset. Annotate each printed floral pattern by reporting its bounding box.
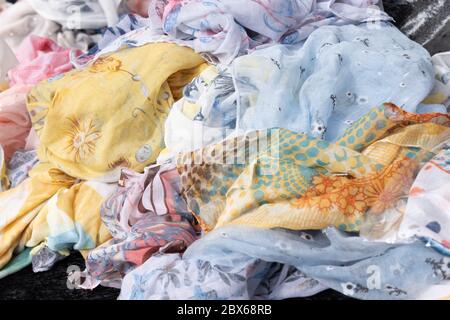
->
[26,42,205,180]
[63,117,101,162]
[89,56,122,73]
[119,252,325,300]
[177,102,450,232]
[398,143,450,255]
[119,227,448,300]
[291,157,418,220]
[1,1,450,302]
[81,164,198,289]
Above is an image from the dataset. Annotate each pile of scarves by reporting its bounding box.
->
[0,0,449,300]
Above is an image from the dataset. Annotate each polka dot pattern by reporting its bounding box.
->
[176,104,450,232]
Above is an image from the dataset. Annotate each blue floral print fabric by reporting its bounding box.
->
[119,227,450,300]
[233,22,435,139]
[119,253,327,300]
[1,0,450,302]
[89,0,390,65]
[161,21,435,158]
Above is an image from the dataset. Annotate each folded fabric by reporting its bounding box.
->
[119,226,450,300]
[27,42,206,181]
[70,12,161,70]
[0,39,17,91]
[0,248,32,280]
[7,149,39,189]
[31,245,67,273]
[160,22,435,158]
[0,1,100,51]
[359,147,449,244]
[96,13,146,51]
[25,179,116,254]
[124,0,149,17]
[416,282,450,300]
[150,0,390,64]
[0,1,58,49]
[0,146,7,192]
[176,104,450,232]
[0,163,74,269]
[120,252,327,300]
[0,35,76,163]
[161,65,236,160]
[0,163,114,269]
[423,52,450,112]
[386,0,450,56]
[0,85,33,162]
[81,163,197,289]
[397,142,450,255]
[90,0,390,65]
[69,13,149,68]
[8,35,79,86]
[28,0,123,29]
[232,23,434,139]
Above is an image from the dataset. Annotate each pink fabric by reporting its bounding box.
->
[24,127,40,151]
[125,0,150,17]
[8,35,79,86]
[0,85,32,161]
[0,35,78,161]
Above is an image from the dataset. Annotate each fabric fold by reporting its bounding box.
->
[27,42,206,181]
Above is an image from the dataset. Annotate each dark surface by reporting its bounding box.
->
[384,0,450,55]
[0,252,351,300]
[0,252,120,300]
[1,0,449,300]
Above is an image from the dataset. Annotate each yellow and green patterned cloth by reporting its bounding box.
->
[177,103,450,232]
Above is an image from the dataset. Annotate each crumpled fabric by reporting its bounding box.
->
[0,146,7,192]
[0,39,17,91]
[0,163,115,270]
[26,179,116,255]
[69,13,148,68]
[8,35,79,86]
[31,244,67,273]
[396,142,450,256]
[96,13,145,51]
[124,0,149,17]
[0,248,32,280]
[119,226,450,300]
[161,22,435,158]
[149,0,390,64]
[7,149,39,189]
[0,40,205,278]
[28,0,123,29]
[27,42,206,181]
[0,35,77,164]
[0,0,101,51]
[120,252,327,300]
[232,23,434,139]
[89,0,390,65]
[423,52,450,112]
[359,139,450,245]
[176,104,450,232]
[0,85,33,162]
[81,163,197,289]
[161,65,236,161]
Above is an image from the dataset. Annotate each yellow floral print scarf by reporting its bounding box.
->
[27,42,207,181]
[0,42,207,269]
